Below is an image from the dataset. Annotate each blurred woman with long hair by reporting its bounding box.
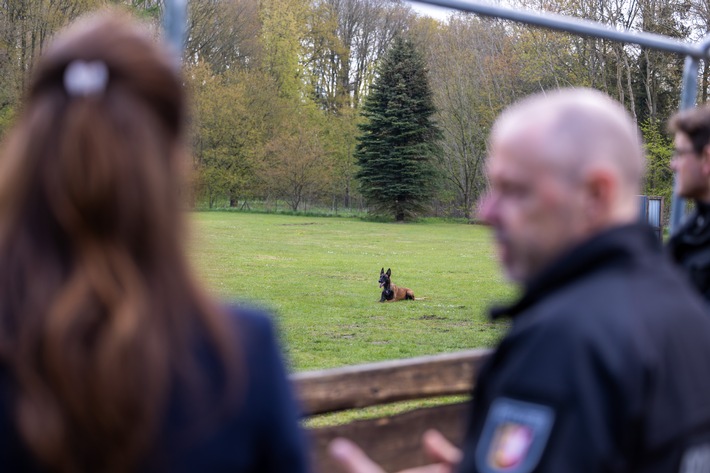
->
[0,11,307,473]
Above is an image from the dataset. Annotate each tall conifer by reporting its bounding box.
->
[355,36,441,221]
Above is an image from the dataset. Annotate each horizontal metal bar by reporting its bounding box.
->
[412,0,707,59]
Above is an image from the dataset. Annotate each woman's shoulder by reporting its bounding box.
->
[216,304,290,377]
[219,304,279,348]
[221,304,273,327]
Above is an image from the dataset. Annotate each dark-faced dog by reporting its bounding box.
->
[378,268,415,302]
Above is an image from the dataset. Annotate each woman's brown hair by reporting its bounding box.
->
[0,12,236,472]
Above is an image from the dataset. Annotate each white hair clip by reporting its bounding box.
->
[63,60,109,97]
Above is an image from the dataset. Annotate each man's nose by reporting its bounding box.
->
[477,193,497,225]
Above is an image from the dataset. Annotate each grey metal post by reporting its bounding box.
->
[162,0,188,64]
[669,56,700,234]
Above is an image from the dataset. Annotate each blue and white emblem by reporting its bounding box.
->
[476,397,555,473]
[680,443,710,473]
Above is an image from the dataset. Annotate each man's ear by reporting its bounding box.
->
[700,145,710,175]
[582,165,616,223]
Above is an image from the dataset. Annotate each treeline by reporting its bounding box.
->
[1,0,706,218]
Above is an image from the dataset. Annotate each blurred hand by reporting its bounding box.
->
[329,429,461,473]
[329,437,385,473]
[421,429,462,467]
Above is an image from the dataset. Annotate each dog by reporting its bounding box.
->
[378,268,415,302]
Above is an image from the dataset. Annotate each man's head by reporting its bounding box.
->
[668,105,710,201]
[478,88,644,283]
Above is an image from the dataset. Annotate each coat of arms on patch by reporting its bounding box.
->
[475,397,555,473]
[680,443,710,473]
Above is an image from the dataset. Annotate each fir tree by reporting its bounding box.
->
[355,36,441,221]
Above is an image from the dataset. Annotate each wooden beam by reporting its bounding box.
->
[308,402,470,473]
[293,349,490,415]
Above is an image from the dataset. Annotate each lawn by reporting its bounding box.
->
[187,211,515,373]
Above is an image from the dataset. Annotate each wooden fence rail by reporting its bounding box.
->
[292,349,492,472]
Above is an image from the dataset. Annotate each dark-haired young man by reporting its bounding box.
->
[668,105,710,303]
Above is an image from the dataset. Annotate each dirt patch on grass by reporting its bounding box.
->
[279,222,321,226]
[329,333,354,339]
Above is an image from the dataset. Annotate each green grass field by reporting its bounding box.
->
[187,211,515,373]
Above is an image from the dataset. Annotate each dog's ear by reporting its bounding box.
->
[380,268,384,274]
[386,268,391,276]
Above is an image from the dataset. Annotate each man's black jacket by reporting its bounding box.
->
[458,224,710,473]
[668,200,710,304]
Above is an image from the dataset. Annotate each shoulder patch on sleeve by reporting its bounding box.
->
[680,443,710,473]
[475,397,555,473]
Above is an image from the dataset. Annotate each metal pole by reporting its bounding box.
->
[411,0,703,58]
[162,0,188,64]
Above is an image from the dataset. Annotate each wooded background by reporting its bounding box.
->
[1,0,702,219]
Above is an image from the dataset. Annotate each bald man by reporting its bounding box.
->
[331,89,710,473]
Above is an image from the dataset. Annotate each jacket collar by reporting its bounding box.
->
[672,200,710,246]
[696,200,710,216]
[490,223,660,320]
